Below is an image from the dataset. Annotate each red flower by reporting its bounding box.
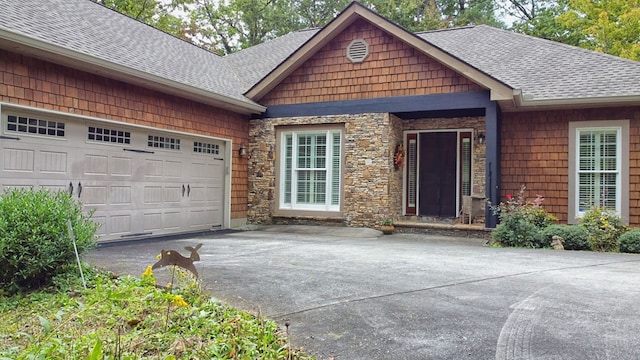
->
[506,194,512,200]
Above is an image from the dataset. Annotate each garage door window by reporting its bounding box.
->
[88,126,131,144]
[280,129,342,211]
[194,141,219,155]
[148,135,180,150]
[7,115,65,137]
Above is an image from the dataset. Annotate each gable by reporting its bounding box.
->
[260,20,483,106]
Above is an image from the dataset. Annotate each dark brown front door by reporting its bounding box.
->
[419,132,457,217]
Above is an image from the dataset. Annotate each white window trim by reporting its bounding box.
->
[279,129,342,212]
[568,120,629,224]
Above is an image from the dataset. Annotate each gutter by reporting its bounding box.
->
[0,29,266,115]
[510,89,640,111]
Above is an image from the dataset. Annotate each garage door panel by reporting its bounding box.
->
[110,156,132,176]
[40,150,68,173]
[164,160,182,178]
[144,186,163,204]
[80,184,108,206]
[163,185,182,203]
[144,158,163,178]
[84,154,108,175]
[4,148,35,172]
[110,185,132,205]
[92,215,107,236]
[108,213,133,235]
[143,212,163,232]
[163,210,182,230]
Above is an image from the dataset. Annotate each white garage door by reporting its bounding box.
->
[0,109,227,242]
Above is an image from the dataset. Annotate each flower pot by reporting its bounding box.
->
[380,225,395,235]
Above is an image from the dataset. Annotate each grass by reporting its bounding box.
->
[0,264,313,359]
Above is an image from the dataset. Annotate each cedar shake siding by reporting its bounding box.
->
[260,19,483,106]
[0,49,250,220]
[501,107,640,225]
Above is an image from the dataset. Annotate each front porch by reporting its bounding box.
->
[393,217,490,239]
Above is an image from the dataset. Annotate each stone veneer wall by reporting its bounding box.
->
[248,113,399,228]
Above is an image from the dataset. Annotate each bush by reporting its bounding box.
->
[619,229,640,253]
[0,188,98,294]
[579,207,629,252]
[539,224,590,250]
[490,185,557,248]
[492,215,542,248]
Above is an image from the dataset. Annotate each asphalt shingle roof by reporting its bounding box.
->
[226,28,320,93]
[0,0,255,106]
[1,0,639,107]
[417,25,640,101]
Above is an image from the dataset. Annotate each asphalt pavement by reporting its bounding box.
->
[84,225,640,360]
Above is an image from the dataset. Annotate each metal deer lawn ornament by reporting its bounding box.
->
[152,243,203,278]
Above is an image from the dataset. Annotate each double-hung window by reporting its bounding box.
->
[569,120,629,222]
[279,128,342,212]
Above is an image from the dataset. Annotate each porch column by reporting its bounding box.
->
[485,102,500,228]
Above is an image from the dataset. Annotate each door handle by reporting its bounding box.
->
[187,184,191,197]
[68,182,74,195]
[182,184,186,197]
[77,182,82,198]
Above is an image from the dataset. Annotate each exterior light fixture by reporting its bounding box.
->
[476,133,486,145]
[239,145,247,157]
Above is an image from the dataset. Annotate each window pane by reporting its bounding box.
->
[284,135,292,204]
[331,132,341,205]
[577,128,618,213]
[407,139,417,207]
[461,138,471,196]
[296,170,326,204]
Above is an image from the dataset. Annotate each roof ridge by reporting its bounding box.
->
[414,25,477,35]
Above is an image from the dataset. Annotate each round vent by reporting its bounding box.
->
[346,39,369,63]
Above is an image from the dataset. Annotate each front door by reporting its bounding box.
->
[418,132,457,217]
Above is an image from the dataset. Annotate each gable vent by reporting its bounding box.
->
[346,39,369,63]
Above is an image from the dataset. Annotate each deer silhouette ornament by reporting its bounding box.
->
[152,243,203,278]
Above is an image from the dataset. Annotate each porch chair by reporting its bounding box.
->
[461,195,485,225]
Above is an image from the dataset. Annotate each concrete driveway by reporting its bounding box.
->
[85,226,640,360]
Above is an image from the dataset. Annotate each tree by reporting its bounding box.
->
[367,0,504,31]
[557,0,640,60]
[93,0,189,39]
[506,0,582,46]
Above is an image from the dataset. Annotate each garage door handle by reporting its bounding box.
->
[187,184,191,197]
[77,182,82,198]
[0,135,20,141]
[68,182,74,195]
[182,184,186,197]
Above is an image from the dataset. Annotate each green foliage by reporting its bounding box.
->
[95,0,189,39]
[539,224,590,250]
[0,266,312,359]
[579,207,629,252]
[493,215,542,248]
[557,0,640,60]
[490,185,557,248]
[619,228,640,254]
[0,189,98,294]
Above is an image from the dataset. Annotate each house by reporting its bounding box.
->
[1,0,639,241]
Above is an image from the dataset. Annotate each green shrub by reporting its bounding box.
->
[492,216,542,248]
[0,188,98,294]
[491,186,557,248]
[579,207,629,252]
[619,229,640,253]
[539,224,590,250]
